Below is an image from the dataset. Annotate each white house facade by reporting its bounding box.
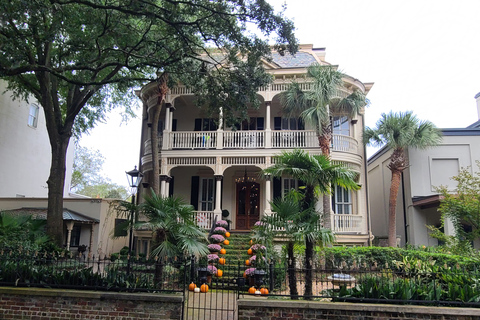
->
[136,44,374,248]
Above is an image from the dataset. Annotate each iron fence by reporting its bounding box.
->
[1,250,480,309]
[0,250,185,293]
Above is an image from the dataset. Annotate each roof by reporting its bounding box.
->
[412,195,443,209]
[271,52,317,68]
[4,207,99,224]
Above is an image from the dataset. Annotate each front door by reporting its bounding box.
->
[236,181,260,230]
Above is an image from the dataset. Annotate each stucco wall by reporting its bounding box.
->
[0,80,74,198]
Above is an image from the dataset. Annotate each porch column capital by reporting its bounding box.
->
[265,101,272,106]
[160,175,169,182]
[214,175,223,182]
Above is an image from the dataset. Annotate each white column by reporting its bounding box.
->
[264,175,272,216]
[265,101,272,148]
[65,221,75,252]
[444,217,456,237]
[162,103,171,150]
[214,175,223,219]
[160,175,168,197]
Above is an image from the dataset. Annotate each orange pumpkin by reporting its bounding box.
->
[200,284,209,293]
[243,272,247,278]
[220,248,226,255]
[216,269,223,277]
[219,258,226,265]
[248,286,256,294]
[188,282,197,291]
[247,248,253,255]
[260,288,269,295]
[223,240,230,245]
[225,232,231,238]
[245,259,250,266]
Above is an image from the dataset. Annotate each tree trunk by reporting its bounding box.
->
[46,133,71,246]
[150,74,169,195]
[388,168,402,247]
[287,241,298,299]
[318,127,333,230]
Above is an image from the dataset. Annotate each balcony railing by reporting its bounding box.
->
[332,214,363,233]
[191,211,363,234]
[155,130,357,152]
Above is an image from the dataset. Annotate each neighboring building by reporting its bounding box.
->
[136,44,374,251]
[0,80,125,256]
[0,80,74,197]
[367,96,480,247]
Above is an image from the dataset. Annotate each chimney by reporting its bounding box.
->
[476,92,480,120]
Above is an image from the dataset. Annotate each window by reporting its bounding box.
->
[333,185,352,214]
[199,178,215,211]
[28,104,39,127]
[282,178,298,196]
[195,118,218,131]
[274,117,304,130]
[235,117,264,131]
[332,116,349,136]
[114,219,128,237]
[67,225,81,247]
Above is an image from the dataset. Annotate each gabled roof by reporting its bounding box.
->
[5,207,99,224]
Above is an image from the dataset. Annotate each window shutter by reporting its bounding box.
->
[194,119,202,131]
[274,117,282,130]
[257,117,265,130]
[172,119,177,131]
[273,177,282,200]
[190,176,199,210]
[298,118,305,130]
[169,177,174,197]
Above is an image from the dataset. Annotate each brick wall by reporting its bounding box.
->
[238,298,480,320]
[0,287,183,320]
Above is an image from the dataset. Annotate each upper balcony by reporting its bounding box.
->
[144,130,359,154]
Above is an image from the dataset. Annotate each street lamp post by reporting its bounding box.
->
[125,166,143,262]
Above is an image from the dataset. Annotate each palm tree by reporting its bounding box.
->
[364,111,442,247]
[260,190,334,299]
[262,149,359,298]
[281,63,368,229]
[139,193,209,287]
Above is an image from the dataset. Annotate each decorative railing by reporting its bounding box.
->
[271,130,317,148]
[265,213,363,234]
[194,211,215,230]
[223,131,264,149]
[331,214,363,233]
[144,130,358,154]
[331,135,358,153]
[168,131,217,149]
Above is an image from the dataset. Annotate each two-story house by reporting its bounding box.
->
[367,95,480,248]
[136,44,373,251]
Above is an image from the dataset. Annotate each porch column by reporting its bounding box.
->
[264,174,272,216]
[444,217,456,237]
[214,175,223,219]
[265,101,272,148]
[65,221,74,252]
[217,107,224,149]
[160,175,168,197]
[88,224,95,258]
[162,103,171,150]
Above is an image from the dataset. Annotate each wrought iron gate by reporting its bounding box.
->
[183,261,243,320]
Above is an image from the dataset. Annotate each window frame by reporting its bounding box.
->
[28,104,39,128]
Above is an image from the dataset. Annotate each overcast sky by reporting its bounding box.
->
[80,0,480,188]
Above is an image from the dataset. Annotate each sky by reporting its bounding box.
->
[80,0,480,188]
